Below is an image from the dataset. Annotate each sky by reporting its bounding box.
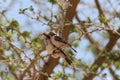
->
[0,0,120,80]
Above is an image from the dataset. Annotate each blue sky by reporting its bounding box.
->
[1,0,120,80]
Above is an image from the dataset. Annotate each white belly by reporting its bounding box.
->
[46,40,54,54]
[46,44,54,54]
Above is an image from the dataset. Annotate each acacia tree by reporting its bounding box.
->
[0,0,120,80]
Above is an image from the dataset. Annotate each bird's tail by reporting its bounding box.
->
[71,47,77,53]
[54,47,72,65]
[68,44,77,53]
[65,57,72,65]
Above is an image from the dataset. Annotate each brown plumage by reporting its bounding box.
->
[43,32,72,64]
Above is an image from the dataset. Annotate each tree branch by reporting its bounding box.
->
[83,0,120,80]
[39,0,79,80]
[109,67,119,80]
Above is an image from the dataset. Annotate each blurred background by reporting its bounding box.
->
[0,0,120,80]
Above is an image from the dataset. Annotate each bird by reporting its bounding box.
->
[43,32,72,64]
[49,32,77,53]
[43,32,54,55]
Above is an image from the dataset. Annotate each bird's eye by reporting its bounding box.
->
[49,32,55,36]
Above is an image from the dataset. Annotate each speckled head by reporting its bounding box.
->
[48,32,56,37]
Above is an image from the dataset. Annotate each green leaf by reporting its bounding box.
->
[99,15,109,23]
[29,5,34,11]
[6,27,11,32]
[86,17,92,23]
[32,42,41,50]
[11,54,15,59]
[19,8,28,14]
[6,32,13,38]
[66,49,74,57]
[83,71,89,77]
[3,44,10,50]
[91,64,98,72]
[6,20,19,31]
[11,20,19,27]
[114,62,120,69]
[102,63,109,68]
[86,44,92,51]
[43,16,48,20]
[0,31,4,35]
[22,31,31,37]
[48,0,56,4]
[11,65,17,70]
[70,25,74,32]
[19,36,25,43]
[74,27,81,34]
[52,71,64,79]
[36,16,40,20]
[32,37,41,42]
[31,38,42,49]
[7,74,14,80]
[57,71,63,77]
[71,25,81,34]
[73,42,79,48]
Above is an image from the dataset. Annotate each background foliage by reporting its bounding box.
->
[0,0,120,80]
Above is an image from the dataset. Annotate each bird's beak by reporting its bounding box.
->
[43,33,50,39]
[43,33,47,36]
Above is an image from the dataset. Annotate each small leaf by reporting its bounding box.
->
[73,42,79,48]
[31,38,42,49]
[65,49,74,59]
[48,0,56,4]
[11,20,19,28]
[7,20,19,31]
[29,5,34,11]
[19,8,28,14]
[11,65,17,70]
[6,27,11,32]
[36,16,40,20]
[0,46,3,51]
[7,74,14,80]
[114,62,120,69]
[71,25,81,34]
[44,16,48,20]
[0,31,4,35]
[86,17,92,23]
[25,43,31,48]
[11,54,15,59]
[57,71,63,77]
[6,32,13,38]
[91,64,98,72]
[32,37,41,42]
[74,27,81,34]
[22,31,31,37]
[20,36,25,43]
[102,63,109,68]
[99,15,109,23]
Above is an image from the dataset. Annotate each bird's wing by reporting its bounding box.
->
[54,36,67,44]
[58,49,72,65]
[53,48,66,57]
[54,35,77,53]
